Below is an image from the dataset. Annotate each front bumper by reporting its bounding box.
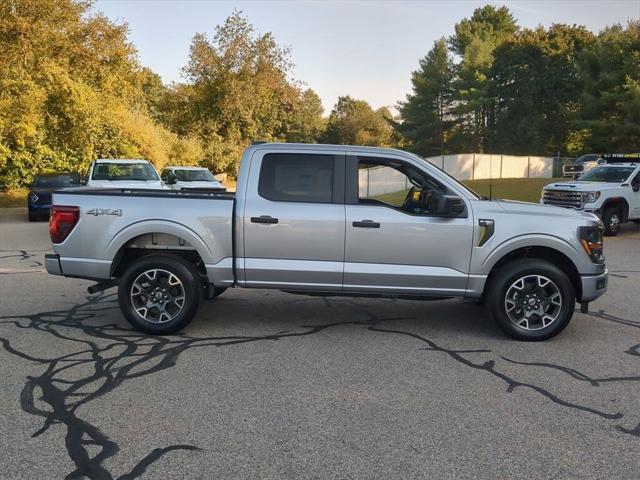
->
[580,269,608,302]
[45,254,63,276]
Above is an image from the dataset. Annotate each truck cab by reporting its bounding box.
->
[542,163,640,235]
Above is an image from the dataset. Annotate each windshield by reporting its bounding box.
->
[33,174,79,188]
[173,169,216,182]
[92,163,159,181]
[578,166,635,183]
[575,154,600,163]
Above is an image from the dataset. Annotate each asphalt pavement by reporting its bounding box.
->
[1,207,640,479]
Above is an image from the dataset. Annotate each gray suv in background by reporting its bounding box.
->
[45,143,608,341]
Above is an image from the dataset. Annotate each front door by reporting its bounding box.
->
[242,149,346,291]
[343,154,474,295]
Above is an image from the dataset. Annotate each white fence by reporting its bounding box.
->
[359,166,409,197]
[425,154,554,180]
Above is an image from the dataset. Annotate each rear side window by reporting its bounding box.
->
[258,153,334,203]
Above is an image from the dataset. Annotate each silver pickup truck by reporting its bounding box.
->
[46,143,608,340]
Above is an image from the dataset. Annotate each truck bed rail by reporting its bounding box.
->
[53,187,235,200]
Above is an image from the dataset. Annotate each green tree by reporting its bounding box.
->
[284,89,325,143]
[396,38,455,156]
[490,25,594,155]
[174,10,325,174]
[322,96,395,147]
[449,5,518,151]
[0,0,191,186]
[575,21,640,152]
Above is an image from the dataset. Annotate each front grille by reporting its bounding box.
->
[563,164,584,174]
[542,189,582,208]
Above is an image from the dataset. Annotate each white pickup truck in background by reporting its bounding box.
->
[86,159,166,190]
[160,166,225,191]
[542,163,640,235]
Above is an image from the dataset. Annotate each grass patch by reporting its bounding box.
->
[463,177,564,203]
[0,189,28,208]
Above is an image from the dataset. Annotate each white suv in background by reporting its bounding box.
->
[542,163,640,235]
[87,159,165,190]
[161,166,225,191]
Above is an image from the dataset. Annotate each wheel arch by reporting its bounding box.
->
[107,221,214,278]
[482,245,582,302]
[602,197,629,222]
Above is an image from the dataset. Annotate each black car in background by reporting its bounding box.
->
[28,173,80,221]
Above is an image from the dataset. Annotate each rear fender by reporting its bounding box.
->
[106,220,215,270]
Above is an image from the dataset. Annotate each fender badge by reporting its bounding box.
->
[86,208,123,216]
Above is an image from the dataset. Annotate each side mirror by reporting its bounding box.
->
[436,195,466,217]
[632,182,639,193]
[166,173,177,185]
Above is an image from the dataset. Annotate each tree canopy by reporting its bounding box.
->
[0,2,638,187]
[397,5,639,158]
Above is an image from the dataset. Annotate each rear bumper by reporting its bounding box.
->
[580,269,608,302]
[45,254,111,280]
[45,254,63,276]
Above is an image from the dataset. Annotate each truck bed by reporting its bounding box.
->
[49,187,236,285]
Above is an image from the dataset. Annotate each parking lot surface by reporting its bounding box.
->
[1,207,640,479]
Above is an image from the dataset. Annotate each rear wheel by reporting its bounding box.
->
[602,207,622,236]
[118,254,202,334]
[487,259,575,341]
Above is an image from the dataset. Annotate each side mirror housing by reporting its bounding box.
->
[166,173,178,185]
[436,195,466,217]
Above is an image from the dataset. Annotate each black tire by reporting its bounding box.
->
[602,207,622,236]
[118,254,202,334]
[486,259,575,341]
[28,212,36,222]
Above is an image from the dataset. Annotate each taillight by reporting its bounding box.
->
[49,206,80,244]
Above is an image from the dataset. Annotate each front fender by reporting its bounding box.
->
[475,233,593,276]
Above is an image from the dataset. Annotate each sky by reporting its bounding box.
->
[93,0,640,113]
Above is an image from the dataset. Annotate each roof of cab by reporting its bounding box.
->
[94,159,151,164]
[163,166,210,170]
[597,162,639,168]
[245,142,410,156]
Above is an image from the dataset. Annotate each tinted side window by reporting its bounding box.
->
[258,153,334,203]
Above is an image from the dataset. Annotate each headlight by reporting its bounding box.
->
[578,226,604,264]
[29,192,38,203]
[582,191,600,204]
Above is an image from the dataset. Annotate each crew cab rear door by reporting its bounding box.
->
[241,148,346,290]
[343,153,474,295]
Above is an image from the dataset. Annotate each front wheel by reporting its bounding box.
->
[602,207,622,236]
[486,259,575,341]
[118,254,202,334]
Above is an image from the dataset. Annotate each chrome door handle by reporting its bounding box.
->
[352,219,380,228]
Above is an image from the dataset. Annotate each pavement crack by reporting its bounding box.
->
[2,295,640,479]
